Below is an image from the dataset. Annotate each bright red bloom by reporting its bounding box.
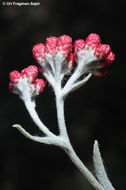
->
[9,70,21,84]
[85,33,101,47]
[74,39,85,51]
[45,36,57,55]
[31,79,46,95]
[21,65,38,82]
[32,43,45,64]
[94,44,111,58]
[74,33,115,77]
[56,35,72,57]
[32,35,74,74]
[9,65,46,96]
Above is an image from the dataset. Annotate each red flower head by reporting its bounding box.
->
[9,65,46,98]
[74,33,115,77]
[32,35,74,76]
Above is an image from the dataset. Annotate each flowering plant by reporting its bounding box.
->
[9,33,115,190]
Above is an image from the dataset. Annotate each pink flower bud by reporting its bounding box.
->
[9,65,46,98]
[73,33,115,77]
[34,79,46,95]
[9,70,21,84]
[105,51,115,65]
[21,65,38,83]
[95,44,111,58]
[32,35,73,77]
[45,36,57,55]
[56,35,72,57]
[74,39,85,51]
[85,33,101,47]
[32,43,45,64]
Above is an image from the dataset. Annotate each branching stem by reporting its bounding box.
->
[24,99,55,138]
[55,87,105,190]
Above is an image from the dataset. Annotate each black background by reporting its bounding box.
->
[0,0,126,189]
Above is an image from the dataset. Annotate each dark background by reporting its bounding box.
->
[0,0,125,189]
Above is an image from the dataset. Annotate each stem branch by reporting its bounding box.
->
[65,146,105,190]
[24,100,55,138]
[55,88,105,190]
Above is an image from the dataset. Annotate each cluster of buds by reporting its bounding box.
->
[74,33,115,77]
[9,65,46,100]
[9,33,115,98]
[32,35,74,83]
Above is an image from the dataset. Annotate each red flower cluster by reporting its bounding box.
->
[32,35,74,70]
[9,65,46,96]
[9,34,115,97]
[74,33,115,76]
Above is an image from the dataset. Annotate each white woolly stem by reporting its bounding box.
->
[43,72,55,88]
[67,73,92,94]
[65,146,105,190]
[13,124,54,144]
[24,99,55,138]
[93,141,115,190]
[54,84,105,190]
[62,68,80,96]
[55,94,69,141]
[62,64,89,97]
[12,124,68,148]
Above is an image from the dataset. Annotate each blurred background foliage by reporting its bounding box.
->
[0,0,126,189]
